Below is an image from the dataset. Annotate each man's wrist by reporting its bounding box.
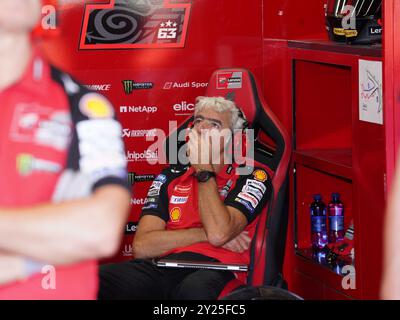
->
[195,170,216,183]
[192,164,214,173]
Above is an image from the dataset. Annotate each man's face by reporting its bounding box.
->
[0,0,41,33]
[192,107,233,163]
[193,108,231,133]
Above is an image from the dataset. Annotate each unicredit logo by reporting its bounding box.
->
[126,150,159,162]
[120,106,158,113]
[122,244,133,257]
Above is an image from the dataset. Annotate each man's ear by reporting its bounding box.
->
[185,122,194,142]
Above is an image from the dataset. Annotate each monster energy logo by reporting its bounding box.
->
[122,80,154,94]
[128,172,156,185]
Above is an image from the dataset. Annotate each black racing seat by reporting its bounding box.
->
[163,68,292,298]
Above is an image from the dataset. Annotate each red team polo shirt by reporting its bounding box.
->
[141,162,272,265]
[0,51,128,299]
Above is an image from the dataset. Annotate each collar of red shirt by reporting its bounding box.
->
[1,47,47,94]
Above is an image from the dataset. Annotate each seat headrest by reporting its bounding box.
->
[205,69,259,125]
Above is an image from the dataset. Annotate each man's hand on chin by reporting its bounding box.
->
[187,129,215,173]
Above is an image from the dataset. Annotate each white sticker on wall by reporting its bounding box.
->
[359,59,383,125]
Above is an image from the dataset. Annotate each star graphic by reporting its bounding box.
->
[160,22,165,27]
[165,20,173,27]
[173,22,177,27]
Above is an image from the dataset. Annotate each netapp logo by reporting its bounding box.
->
[130,198,147,206]
[128,172,156,185]
[126,150,159,162]
[122,80,154,94]
[163,82,208,90]
[173,101,194,116]
[122,128,157,138]
[84,84,111,92]
[120,106,158,114]
[125,222,138,235]
[369,26,382,35]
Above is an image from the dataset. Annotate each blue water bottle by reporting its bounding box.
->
[310,194,328,250]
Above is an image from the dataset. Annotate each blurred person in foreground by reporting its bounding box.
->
[381,154,400,300]
[0,0,130,299]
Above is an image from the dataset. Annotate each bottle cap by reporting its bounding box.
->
[313,194,322,201]
[332,192,340,200]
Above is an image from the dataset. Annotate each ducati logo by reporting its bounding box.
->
[80,0,191,50]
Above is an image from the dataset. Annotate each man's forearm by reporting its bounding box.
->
[133,228,207,259]
[0,186,130,265]
[198,178,235,244]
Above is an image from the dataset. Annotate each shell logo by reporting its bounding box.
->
[253,169,267,182]
[79,93,114,119]
[170,207,182,223]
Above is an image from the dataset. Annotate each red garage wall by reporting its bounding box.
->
[38,1,338,292]
[38,0,264,262]
[43,0,388,300]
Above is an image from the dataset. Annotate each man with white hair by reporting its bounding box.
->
[0,0,130,299]
[99,96,273,300]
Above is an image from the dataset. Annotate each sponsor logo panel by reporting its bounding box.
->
[83,84,112,92]
[125,222,138,235]
[10,103,72,151]
[246,179,267,193]
[122,80,154,94]
[128,172,156,185]
[216,71,243,89]
[163,81,208,90]
[122,128,157,138]
[126,150,159,162]
[122,244,133,257]
[237,191,259,208]
[16,154,62,176]
[234,198,255,213]
[130,198,148,206]
[120,105,158,114]
[172,101,194,116]
[253,169,268,182]
[79,93,114,119]
[242,185,263,201]
[170,195,188,204]
[170,207,182,222]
